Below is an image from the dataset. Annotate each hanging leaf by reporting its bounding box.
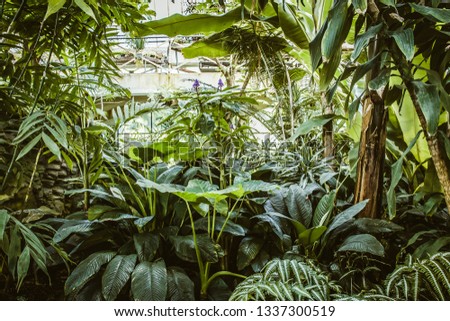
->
[131,260,167,301]
[319,50,342,90]
[183,36,229,59]
[412,81,440,136]
[44,0,66,21]
[141,7,244,37]
[321,0,349,61]
[102,254,137,301]
[65,251,116,298]
[309,23,327,71]
[42,132,61,160]
[392,29,415,61]
[338,234,385,256]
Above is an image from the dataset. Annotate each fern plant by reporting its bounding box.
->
[229,258,341,301]
[385,252,450,300]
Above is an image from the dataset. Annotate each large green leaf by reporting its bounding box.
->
[313,191,336,227]
[44,0,66,21]
[133,232,160,262]
[292,114,344,140]
[65,251,116,297]
[321,0,349,61]
[0,210,10,240]
[167,267,195,301]
[182,38,229,59]
[351,23,383,61]
[387,131,421,219]
[324,200,369,239]
[237,236,264,270]
[354,218,403,233]
[42,132,61,160]
[352,0,367,14]
[16,246,30,290]
[195,217,247,236]
[102,254,137,301]
[298,226,327,247]
[392,29,414,61]
[74,0,96,20]
[285,185,312,227]
[156,165,184,184]
[171,234,221,263]
[412,81,440,136]
[141,7,244,37]
[319,50,342,90]
[275,1,309,49]
[338,234,385,256]
[131,260,167,301]
[392,95,430,163]
[410,3,450,23]
[16,134,42,161]
[53,220,100,243]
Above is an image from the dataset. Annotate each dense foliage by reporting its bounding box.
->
[0,0,449,301]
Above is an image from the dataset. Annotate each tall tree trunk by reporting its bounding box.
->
[390,45,450,213]
[354,95,388,218]
[322,93,334,159]
[354,5,387,218]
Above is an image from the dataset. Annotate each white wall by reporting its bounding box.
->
[150,0,184,19]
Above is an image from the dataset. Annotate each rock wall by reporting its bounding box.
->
[0,126,81,215]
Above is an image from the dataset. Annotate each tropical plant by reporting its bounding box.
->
[385,252,450,301]
[0,209,57,290]
[230,258,342,301]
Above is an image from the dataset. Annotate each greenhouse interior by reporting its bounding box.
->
[0,0,450,301]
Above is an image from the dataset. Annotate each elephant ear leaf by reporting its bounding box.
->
[65,251,116,299]
[338,234,385,256]
[102,254,137,301]
[131,260,167,301]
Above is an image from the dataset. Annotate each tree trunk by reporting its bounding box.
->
[322,93,334,159]
[354,95,388,218]
[354,6,387,218]
[404,81,450,213]
[390,44,450,213]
